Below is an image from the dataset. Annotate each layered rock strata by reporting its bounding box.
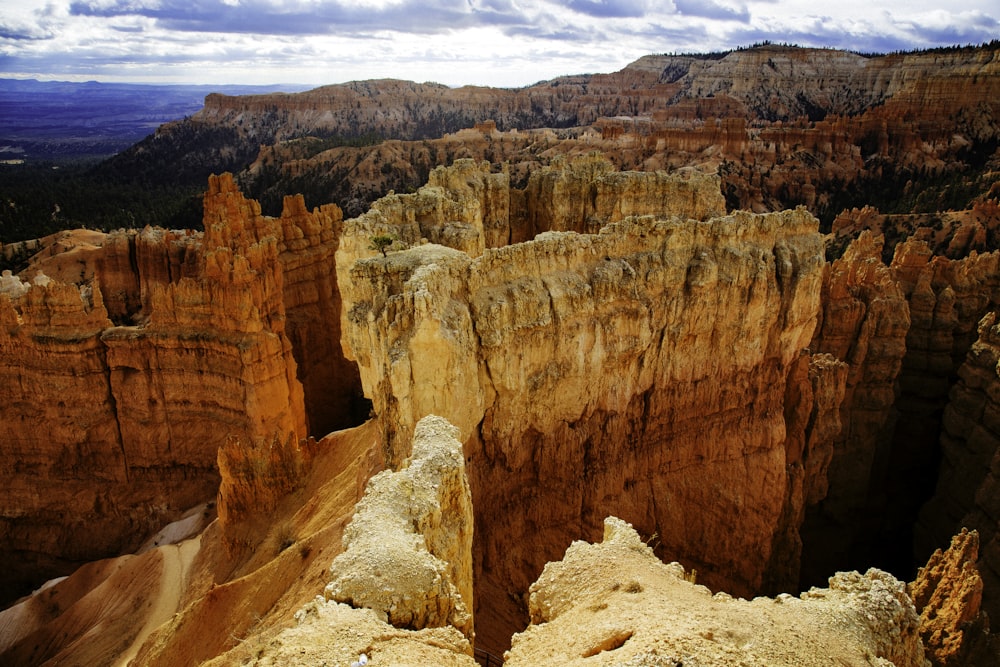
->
[504,516,929,666]
[193,45,1000,143]
[160,42,1000,225]
[0,174,329,602]
[338,188,829,644]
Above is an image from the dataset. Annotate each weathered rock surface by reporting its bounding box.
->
[918,312,1000,624]
[161,42,999,225]
[505,516,929,667]
[130,416,478,667]
[194,45,1000,143]
[801,231,910,583]
[0,174,333,603]
[338,164,829,646]
[832,203,1000,264]
[0,418,384,667]
[325,415,474,639]
[910,528,997,666]
[225,599,475,667]
[5,132,1000,663]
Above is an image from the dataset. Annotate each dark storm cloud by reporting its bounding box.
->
[674,0,749,23]
[68,0,531,36]
[729,10,1000,55]
[564,0,648,19]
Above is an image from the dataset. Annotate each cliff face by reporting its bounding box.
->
[917,312,1000,623]
[106,43,997,228]
[331,156,1000,650]
[194,46,999,139]
[801,232,910,583]
[0,174,367,604]
[336,157,830,644]
[5,149,1000,663]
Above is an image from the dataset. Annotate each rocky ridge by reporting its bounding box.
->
[505,516,928,666]
[169,43,1000,226]
[1,155,999,663]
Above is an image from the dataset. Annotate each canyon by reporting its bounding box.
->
[0,42,999,665]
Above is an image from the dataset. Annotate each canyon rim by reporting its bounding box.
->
[1,42,1000,665]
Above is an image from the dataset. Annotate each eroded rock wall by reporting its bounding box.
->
[515,153,727,239]
[339,196,829,645]
[917,312,1000,623]
[801,232,910,583]
[0,175,320,603]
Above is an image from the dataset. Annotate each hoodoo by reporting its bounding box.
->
[2,40,1000,663]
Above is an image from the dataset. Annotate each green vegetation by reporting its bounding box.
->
[368,234,396,257]
[0,161,203,244]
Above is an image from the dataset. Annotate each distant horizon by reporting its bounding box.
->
[4,39,999,93]
[2,1,998,89]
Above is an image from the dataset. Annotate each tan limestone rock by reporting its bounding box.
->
[221,599,476,667]
[505,516,928,667]
[325,415,474,639]
[340,197,828,644]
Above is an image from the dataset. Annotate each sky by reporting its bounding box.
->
[1,1,998,89]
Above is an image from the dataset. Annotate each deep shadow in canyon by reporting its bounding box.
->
[1,42,999,664]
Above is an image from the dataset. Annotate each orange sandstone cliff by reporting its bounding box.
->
[2,158,999,664]
[0,173,367,604]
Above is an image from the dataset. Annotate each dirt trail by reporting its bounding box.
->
[113,536,202,667]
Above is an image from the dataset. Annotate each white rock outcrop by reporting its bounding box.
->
[325,415,475,639]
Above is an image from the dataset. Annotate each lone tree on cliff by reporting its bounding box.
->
[368,234,395,257]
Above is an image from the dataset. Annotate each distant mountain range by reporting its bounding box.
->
[0,79,311,162]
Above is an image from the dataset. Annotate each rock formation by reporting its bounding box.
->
[505,516,928,666]
[326,415,474,639]
[191,44,1000,143]
[333,156,837,645]
[0,173,361,603]
[917,311,1000,623]
[94,43,997,232]
[800,232,910,583]
[910,528,997,666]
[231,599,476,667]
[4,138,1000,663]
[0,418,385,667]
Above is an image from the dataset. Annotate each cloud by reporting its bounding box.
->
[3,1,999,87]
[565,0,648,19]
[899,10,1000,46]
[674,0,749,23]
[68,0,533,35]
[726,8,1000,55]
[0,24,54,41]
